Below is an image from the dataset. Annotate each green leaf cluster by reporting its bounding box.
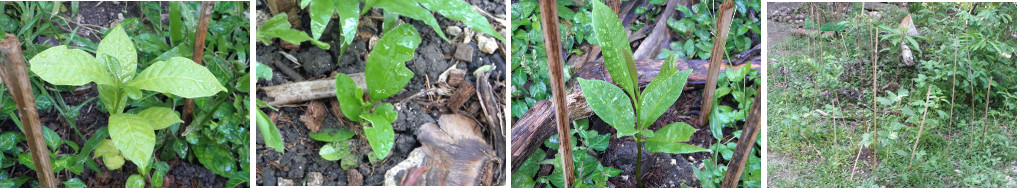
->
[512,119,621,188]
[333,24,420,160]
[662,0,760,60]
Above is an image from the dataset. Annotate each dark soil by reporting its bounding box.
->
[255,0,507,186]
[3,2,229,187]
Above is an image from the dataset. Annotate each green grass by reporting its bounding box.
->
[767,3,1017,187]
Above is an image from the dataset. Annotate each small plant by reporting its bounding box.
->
[332,24,420,160]
[29,24,225,187]
[662,0,760,60]
[578,1,709,186]
[512,119,621,188]
[310,128,360,170]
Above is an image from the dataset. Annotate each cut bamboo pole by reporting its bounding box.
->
[908,86,932,169]
[851,19,879,181]
[948,39,958,126]
[537,0,574,187]
[721,96,760,188]
[699,0,735,126]
[0,34,58,188]
[979,77,992,145]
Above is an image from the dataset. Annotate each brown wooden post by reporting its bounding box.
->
[720,96,760,188]
[0,34,58,188]
[182,1,215,130]
[700,0,735,126]
[538,0,575,186]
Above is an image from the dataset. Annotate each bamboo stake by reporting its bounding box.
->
[967,46,976,150]
[699,0,735,126]
[537,0,574,187]
[908,86,932,169]
[948,39,958,127]
[721,96,761,188]
[850,19,878,181]
[979,77,992,145]
[0,34,58,188]
[181,1,214,127]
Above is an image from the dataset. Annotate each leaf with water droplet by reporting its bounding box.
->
[126,57,226,98]
[644,122,710,154]
[29,45,114,86]
[365,24,420,103]
[638,68,692,130]
[97,24,138,81]
[361,103,397,160]
[578,78,636,137]
[592,0,638,98]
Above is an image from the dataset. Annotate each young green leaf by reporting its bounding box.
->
[109,113,155,170]
[194,143,237,177]
[319,142,351,161]
[309,128,356,142]
[644,122,710,154]
[335,0,360,47]
[361,103,397,160]
[367,0,448,42]
[577,78,636,137]
[257,13,331,49]
[152,161,170,188]
[335,73,365,121]
[96,24,138,82]
[591,0,639,97]
[365,24,420,102]
[638,69,692,129]
[419,0,502,41]
[29,45,114,86]
[126,174,145,188]
[256,109,284,152]
[94,139,124,170]
[137,107,183,130]
[127,57,227,98]
[308,0,334,39]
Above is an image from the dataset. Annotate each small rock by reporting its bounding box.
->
[306,172,326,186]
[347,169,364,186]
[277,178,296,186]
[369,36,380,50]
[454,43,474,62]
[447,26,462,36]
[476,36,498,54]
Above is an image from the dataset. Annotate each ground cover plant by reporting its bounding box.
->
[509,0,761,187]
[0,1,250,187]
[767,2,1017,187]
[255,0,507,185]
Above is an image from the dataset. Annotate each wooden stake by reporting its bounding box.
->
[908,86,932,169]
[948,39,958,127]
[721,96,761,188]
[182,1,215,128]
[980,77,992,145]
[537,0,574,186]
[851,19,879,181]
[0,34,58,188]
[699,0,735,126]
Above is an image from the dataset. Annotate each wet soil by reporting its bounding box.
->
[255,0,507,185]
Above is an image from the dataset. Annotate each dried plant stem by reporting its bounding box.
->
[948,39,958,126]
[851,20,878,181]
[979,77,992,146]
[537,0,574,187]
[908,86,933,169]
[0,34,58,188]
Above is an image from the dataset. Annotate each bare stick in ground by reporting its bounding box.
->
[0,34,58,188]
[851,19,879,181]
[979,77,992,146]
[537,0,574,186]
[908,86,933,169]
[967,47,976,150]
[721,96,761,188]
[182,1,214,127]
[948,39,958,126]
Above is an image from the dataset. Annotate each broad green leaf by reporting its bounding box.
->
[419,0,502,41]
[308,0,334,39]
[98,84,128,113]
[95,139,125,170]
[256,13,330,49]
[169,2,183,44]
[126,174,145,188]
[592,0,639,98]
[516,149,544,180]
[586,131,610,152]
[63,178,86,188]
[127,57,226,98]
[152,161,169,188]
[309,128,356,142]
[577,78,636,137]
[368,0,448,41]
[335,74,365,121]
[29,45,113,86]
[137,107,182,130]
[255,62,273,80]
[195,143,237,177]
[645,122,710,154]
[365,24,420,102]
[335,0,360,47]
[109,113,155,170]
[638,69,692,129]
[96,24,138,82]
[361,103,397,160]
[256,109,284,152]
[42,126,61,150]
[319,142,351,161]
[0,132,24,151]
